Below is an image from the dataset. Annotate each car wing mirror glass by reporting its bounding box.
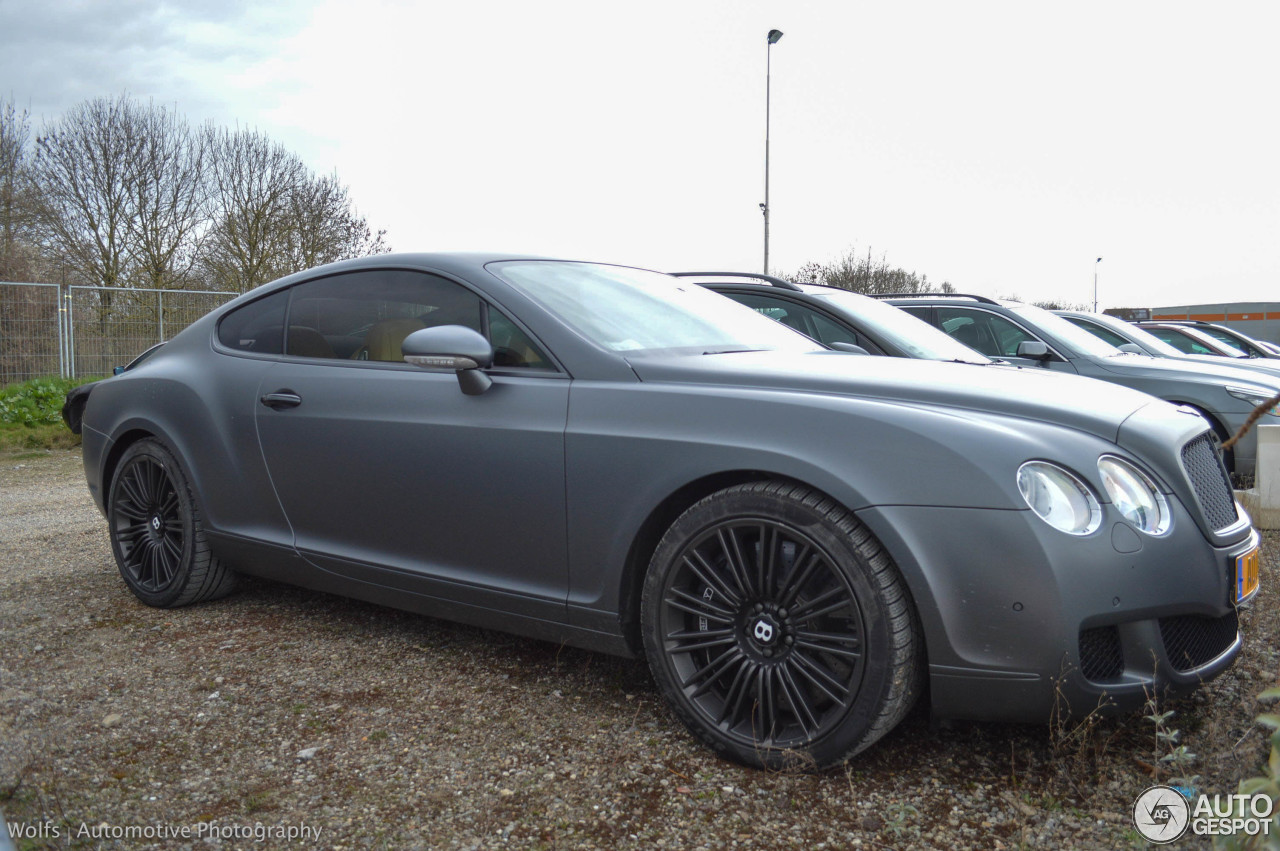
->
[1117,343,1144,354]
[828,342,870,355]
[402,325,494,395]
[1016,340,1051,360]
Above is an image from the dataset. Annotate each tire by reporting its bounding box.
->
[640,481,922,770]
[107,438,237,608]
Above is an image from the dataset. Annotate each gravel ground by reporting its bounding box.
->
[1,449,1277,850]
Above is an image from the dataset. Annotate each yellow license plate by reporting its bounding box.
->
[1236,547,1260,603]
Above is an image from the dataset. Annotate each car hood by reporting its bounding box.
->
[1091,353,1280,390]
[1167,355,1280,381]
[629,351,1169,443]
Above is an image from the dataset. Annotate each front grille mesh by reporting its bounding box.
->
[1181,432,1238,531]
[1159,610,1240,673]
[1078,626,1124,681]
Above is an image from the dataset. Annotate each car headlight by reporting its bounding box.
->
[1017,462,1102,536]
[1098,456,1170,535]
[1226,385,1280,416]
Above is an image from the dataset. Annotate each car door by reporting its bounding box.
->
[253,268,571,619]
[934,306,1078,373]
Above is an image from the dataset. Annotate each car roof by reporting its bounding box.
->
[673,275,1023,307]
[671,272,853,298]
[1137,319,1233,330]
[874,293,1017,307]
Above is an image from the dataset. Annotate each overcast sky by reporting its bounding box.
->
[2,0,1277,309]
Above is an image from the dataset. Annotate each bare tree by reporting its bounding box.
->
[782,247,954,295]
[0,97,37,281]
[284,171,387,272]
[124,103,207,291]
[25,95,391,299]
[202,126,308,293]
[30,94,141,291]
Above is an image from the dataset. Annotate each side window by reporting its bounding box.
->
[1145,327,1211,355]
[937,307,1038,358]
[285,270,483,362]
[1066,317,1128,348]
[724,292,864,348]
[217,290,289,354]
[725,293,813,336]
[488,308,552,369]
[1196,327,1251,357]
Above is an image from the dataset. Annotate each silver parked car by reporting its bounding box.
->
[1137,320,1280,360]
[75,255,1259,769]
[885,295,1280,477]
[1056,310,1280,382]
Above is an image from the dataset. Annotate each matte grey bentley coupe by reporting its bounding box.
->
[76,254,1259,769]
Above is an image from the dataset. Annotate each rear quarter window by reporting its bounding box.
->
[216,290,289,354]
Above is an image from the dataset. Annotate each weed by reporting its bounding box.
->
[0,376,97,427]
[1214,686,1280,851]
[1143,689,1200,789]
[883,800,920,841]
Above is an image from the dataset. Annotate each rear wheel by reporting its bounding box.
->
[640,481,922,769]
[108,439,237,607]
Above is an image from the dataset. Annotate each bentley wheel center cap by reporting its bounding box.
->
[752,616,778,645]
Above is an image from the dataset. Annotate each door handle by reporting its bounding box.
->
[260,391,302,409]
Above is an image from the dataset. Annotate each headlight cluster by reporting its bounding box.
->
[1226,385,1280,416]
[1097,456,1171,535]
[1017,463,1101,536]
[1017,457,1169,536]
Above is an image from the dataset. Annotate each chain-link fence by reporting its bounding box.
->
[0,282,62,384]
[0,282,237,385]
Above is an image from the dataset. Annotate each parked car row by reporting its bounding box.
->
[70,255,1263,770]
[685,276,1280,478]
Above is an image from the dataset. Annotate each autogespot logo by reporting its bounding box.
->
[1133,785,1276,843]
[1133,785,1191,844]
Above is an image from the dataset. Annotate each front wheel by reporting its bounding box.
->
[108,438,237,608]
[640,481,922,769]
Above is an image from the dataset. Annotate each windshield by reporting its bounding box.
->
[490,261,823,357]
[1009,304,1127,358]
[816,289,991,363]
[1079,313,1186,357]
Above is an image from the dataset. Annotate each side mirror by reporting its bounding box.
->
[402,325,494,396]
[829,342,871,355]
[1016,340,1051,361]
[1117,343,1144,354]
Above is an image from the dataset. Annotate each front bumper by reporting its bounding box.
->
[857,502,1258,723]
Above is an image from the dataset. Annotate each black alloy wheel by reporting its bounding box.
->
[108,439,237,607]
[642,481,921,770]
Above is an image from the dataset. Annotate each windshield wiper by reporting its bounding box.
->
[702,347,764,355]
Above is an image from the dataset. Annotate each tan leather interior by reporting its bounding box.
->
[354,317,427,361]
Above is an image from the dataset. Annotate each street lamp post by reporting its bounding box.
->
[763,29,783,275]
[1093,257,1102,313]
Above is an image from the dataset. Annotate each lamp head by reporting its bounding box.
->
[768,29,784,44]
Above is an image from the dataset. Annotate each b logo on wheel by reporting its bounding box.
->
[753,620,775,643]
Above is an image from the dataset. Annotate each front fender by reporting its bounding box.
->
[565,381,1120,624]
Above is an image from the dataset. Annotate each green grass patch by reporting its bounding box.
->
[0,375,102,450]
